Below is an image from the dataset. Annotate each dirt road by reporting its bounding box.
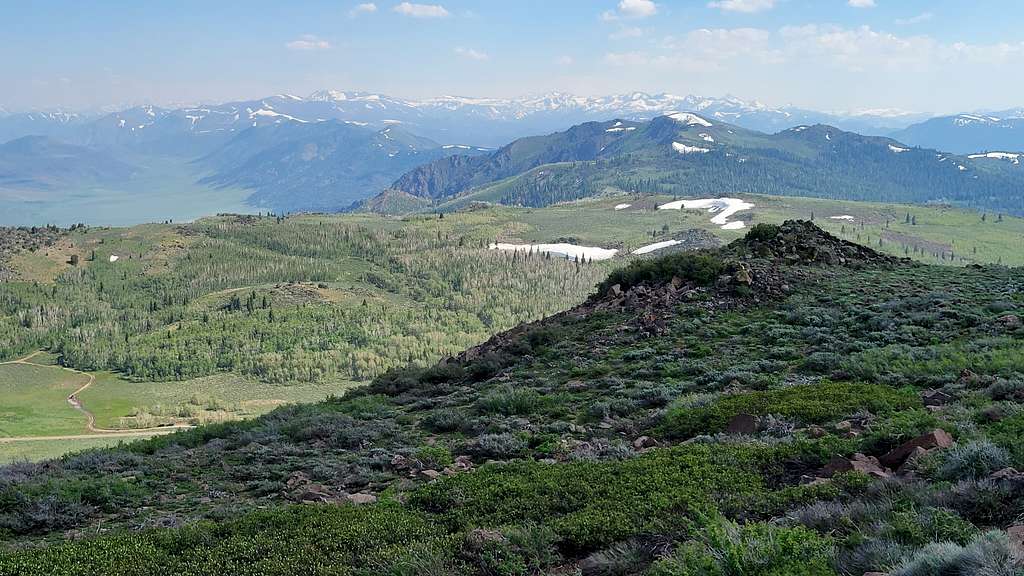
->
[0,351,192,443]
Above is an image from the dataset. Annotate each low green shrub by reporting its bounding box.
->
[648,518,836,576]
[985,412,1024,467]
[744,223,781,243]
[891,530,1020,576]
[598,253,725,294]
[661,382,919,439]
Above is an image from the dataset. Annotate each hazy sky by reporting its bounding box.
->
[3,0,1023,113]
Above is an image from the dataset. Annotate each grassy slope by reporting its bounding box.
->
[1,224,1023,574]
[0,364,87,437]
[2,196,1024,465]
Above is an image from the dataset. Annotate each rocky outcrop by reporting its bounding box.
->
[879,429,954,469]
[732,220,903,267]
[820,453,890,479]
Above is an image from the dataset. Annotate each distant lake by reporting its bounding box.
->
[0,156,258,227]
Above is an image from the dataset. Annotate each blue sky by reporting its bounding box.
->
[3,0,1022,113]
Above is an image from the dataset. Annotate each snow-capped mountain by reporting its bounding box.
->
[891,112,1024,155]
[1,90,936,149]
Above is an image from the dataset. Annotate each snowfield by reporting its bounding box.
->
[968,152,1021,164]
[489,243,618,261]
[672,142,710,154]
[614,203,632,210]
[657,197,754,229]
[888,144,909,153]
[829,215,855,221]
[667,112,713,127]
[633,240,682,255]
[109,255,119,262]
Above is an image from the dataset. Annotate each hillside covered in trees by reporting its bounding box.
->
[371,114,1024,217]
[0,213,611,387]
[2,222,1024,574]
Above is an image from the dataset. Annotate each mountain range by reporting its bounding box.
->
[0,91,933,150]
[891,110,1024,155]
[3,90,1024,221]
[370,112,1024,217]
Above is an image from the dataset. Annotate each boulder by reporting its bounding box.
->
[806,425,827,439]
[1007,525,1024,561]
[346,492,377,505]
[921,389,954,407]
[420,469,441,480]
[879,429,954,469]
[633,436,658,449]
[821,453,889,479]
[298,484,333,503]
[733,263,753,285]
[454,455,474,471]
[997,314,1022,329]
[895,446,930,476]
[607,284,623,298]
[726,413,758,435]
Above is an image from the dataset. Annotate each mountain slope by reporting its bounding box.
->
[892,112,1024,154]
[197,121,487,212]
[375,114,1024,216]
[3,222,1023,574]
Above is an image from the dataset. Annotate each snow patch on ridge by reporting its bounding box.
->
[489,243,618,261]
[667,112,713,127]
[968,152,1020,164]
[657,197,754,229]
[633,240,682,255]
[672,142,710,155]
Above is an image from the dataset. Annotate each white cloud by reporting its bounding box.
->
[555,55,574,66]
[602,0,657,21]
[285,35,331,51]
[618,0,657,18]
[393,2,449,18]
[848,0,876,7]
[896,12,933,25]
[454,47,489,61]
[708,0,775,13]
[350,3,377,16]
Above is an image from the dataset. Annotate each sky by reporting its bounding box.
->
[2,0,1023,114]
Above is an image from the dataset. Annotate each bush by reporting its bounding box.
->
[648,519,835,576]
[409,443,822,553]
[986,413,1024,467]
[745,223,781,243]
[422,408,470,433]
[415,445,454,469]
[935,441,1011,482]
[598,253,725,294]
[477,387,544,416]
[891,530,1020,576]
[661,382,918,439]
[473,433,528,459]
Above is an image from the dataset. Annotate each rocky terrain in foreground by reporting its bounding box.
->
[2,221,1024,575]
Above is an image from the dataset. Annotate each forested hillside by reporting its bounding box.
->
[3,222,1023,575]
[0,214,609,385]
[374,115,1024,217]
